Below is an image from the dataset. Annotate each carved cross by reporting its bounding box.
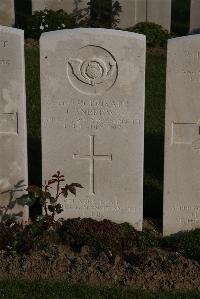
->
[73,135,112,195]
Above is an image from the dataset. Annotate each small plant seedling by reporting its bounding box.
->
[27,171,83,227]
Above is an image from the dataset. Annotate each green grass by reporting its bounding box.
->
[0,281,199,299]
[25,48,167,222]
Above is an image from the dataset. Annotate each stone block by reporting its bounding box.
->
[0,26,28,222]
[40,28,145,230]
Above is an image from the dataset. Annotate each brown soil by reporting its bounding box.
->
[147,47,167,56]
[25,38,39,49]
[0,246,200,291]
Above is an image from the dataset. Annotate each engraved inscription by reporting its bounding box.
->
[0,113,18,134]
[63,197,136,219]
[182,70,200,82]
[0,59,10,65]
[185,50,200,60]
[67,45,118,95]
[73,135,112,196]
[43,98,141,131]
[0,40,8,47]
[171,206,200,226]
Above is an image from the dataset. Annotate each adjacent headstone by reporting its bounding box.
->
[117,0,171,31]
[0,0,15,27]
[32,0,88,14]
[117,0,147,29]
[147,0,171,31]
[164,35,200,235]
[135,0,147,24]
[190,0,200,32]
[116,0,136,29]
[41,29,145,230]
[0,26,28,222]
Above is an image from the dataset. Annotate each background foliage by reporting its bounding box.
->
[127,22,172,48]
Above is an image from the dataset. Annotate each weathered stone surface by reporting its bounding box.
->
[116,0,136,29]
[117,0,171,30]
[0,0,15,27]
[164,35,200,235]
[190,0,200,31]
[135,0,147,24]
[147,0,171,31]
[41,28,145,230]
[117,0,146,29]
[32,0,88,14]
[0,26,28,222]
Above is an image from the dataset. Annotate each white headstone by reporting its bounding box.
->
[117,0,147,29]
[0,26,28,222]
[117,0,171,31]
[135,0,147,24]
[147,0,171,31]
[41,29,145,230]
[164,35,200,235]
[0,0,15,27]
[32,0,88,14]
[116,0,136,29]
[190,0,200,32]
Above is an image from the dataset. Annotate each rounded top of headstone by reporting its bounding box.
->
[168,34,200,47]
[40,28,146,42]
[0,25,24,36]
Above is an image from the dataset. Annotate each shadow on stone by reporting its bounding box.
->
[144,133,164,180]
[28,137,42,220]
[0,180,27,223]
[143,133,164,230]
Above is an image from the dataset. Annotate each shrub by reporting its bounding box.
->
[161,229,200,262]
[89,0,122,29]
[25,9,77,39]
[127,22,172,48]
[137,229,159,251]
[175,229,200,261]
[57,218,139,256]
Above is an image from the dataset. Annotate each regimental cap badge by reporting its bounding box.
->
[67,45,118,95]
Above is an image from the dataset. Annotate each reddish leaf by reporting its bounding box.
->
[61,187,68,198]
[70,183,83,189]
[68,185,76,196]
[48,179,56,185]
